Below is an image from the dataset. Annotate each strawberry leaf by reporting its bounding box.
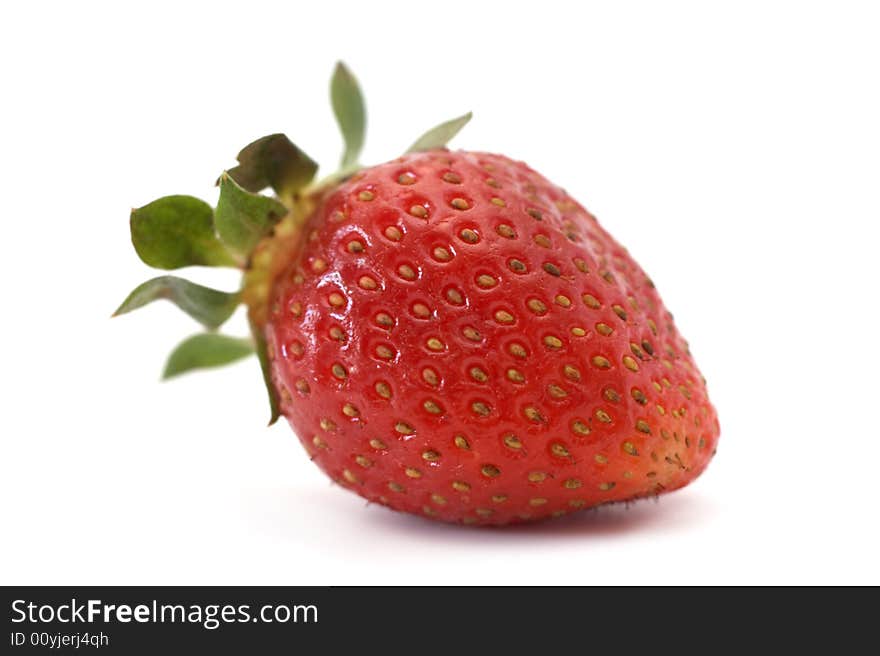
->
[331,61,366,170]
[214,173,288,259]
[406,112,473,153]
[251,323,281,425]
[162,333,254,379]
[130,196,237,269]
[226,134,318,200]
[113,276,240,330]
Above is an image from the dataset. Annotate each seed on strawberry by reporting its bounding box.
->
[114,61,720,526]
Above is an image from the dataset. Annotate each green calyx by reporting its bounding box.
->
[114,61,472,424]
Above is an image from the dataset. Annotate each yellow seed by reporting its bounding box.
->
[375,312,393,327]
[462,326,481,341]
[544,335,563,349]
[330,210,346,223]
[331,363,347,379]
[328,327,345,342]
[623,356,639,372]
[369,438,387,450]
[528,471,547,482]
[375,345,394,360]
[494,310,514,324]
[599,482,616,491]
[328,292,345,307]
[491,494,508,503]
[555,294,572,308]
[451,198,470,210]
[592,355,611,369]
[289,301,303,317]
[636,420,652,434]
[524,406,544,422]
[311,259,327,273]
[396,422,415,435]
[528,299,547,314]
[596,322,614,336]
[388,481,405,493]
[485,177,500,188]
[475,508,493,517]
[564,365,581,381]
[503,434,523,449]
[358,276,377,290]
[433,247,452,262]
[397,264,416,280]
[426,337,445,351]
[572,420,590,436]
[412,303,431,318]
[548,384,567,399]
[405,467,422,478]
[551,443,570,458]
[347,240,365,253]
[295,379,310,395]
[476,274,496,288]
[422,450,441,462]
[355,455,372,468]
[648,319,658,335]
[534,234,551,248]
[320,418,337,432]
[453,435,470,450]
[507,368,525,383]
[543,262,561,276]
[443,171,462,184]
[343,469,359,484]
[623,441,639,456]
[459,228,479,243]
[582,294,601,309]
[409,204,428,218]
[612,304,628,321]
[312,435,328,449]
[529,497,548,506]
[452,481,470,492]
[527,208,543,220]
[384,225,402,241]
[343,403,360,417]
[564,478,582,489]
[422,368,439,386]
[490,197,506,207]
[446,287,464,304]
[496,224,516,238]
[595,409,612,423]
[358,190,374,201]
[603,388,621,403]
[508,343,527,358]
[630,343,644,359]
[595,454,608,464]
[481,464,501,478]
[472,401,491,416]
[508,259,527,273]
[431,494,447,505]
[397,173,416,185]
[574,258,588,273]
[469,367,488,382]
[569,500,586,508]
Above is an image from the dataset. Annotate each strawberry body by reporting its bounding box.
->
[263,150,720,525]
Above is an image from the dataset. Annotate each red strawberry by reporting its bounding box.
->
[116,63,719,526]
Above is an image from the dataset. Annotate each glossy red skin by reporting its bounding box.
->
[265,151,719,525]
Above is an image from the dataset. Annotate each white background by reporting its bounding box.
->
[2,1,878,585]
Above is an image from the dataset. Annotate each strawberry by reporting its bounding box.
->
[116,63,719,525]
